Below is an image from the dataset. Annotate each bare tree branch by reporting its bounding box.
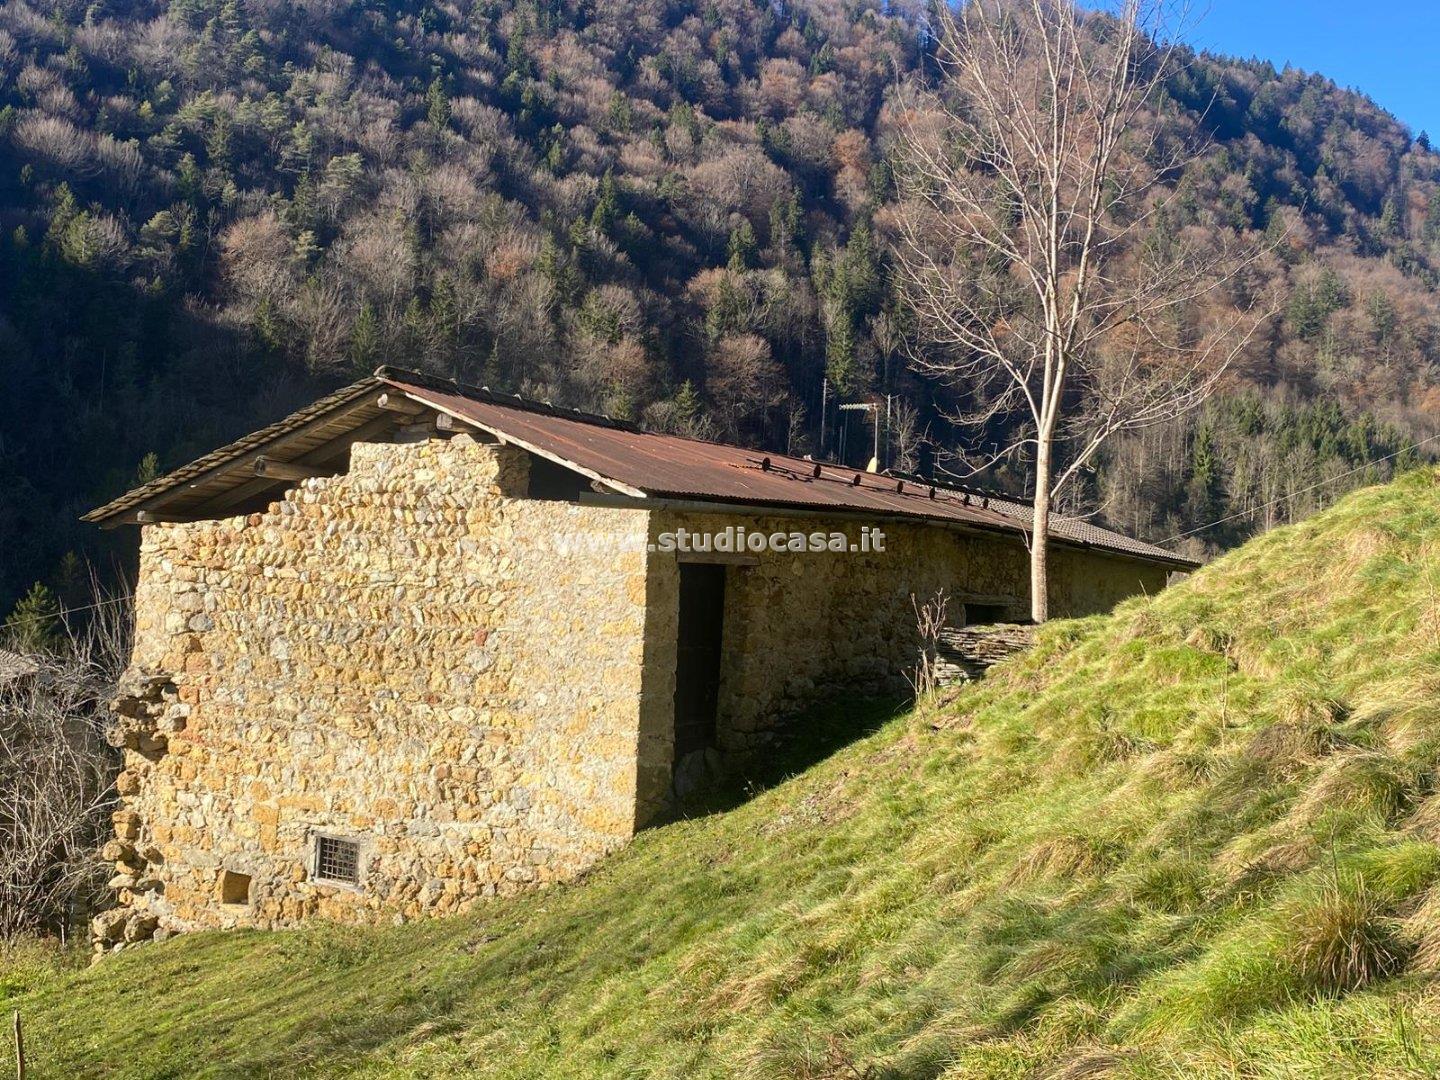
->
[893,0,1278,620]
[0,589,130,942]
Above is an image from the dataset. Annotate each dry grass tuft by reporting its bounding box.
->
[743,1028,877,1080]
[1399,887,1440,976]
[1242,719,1345,779]
[1283,874,1410,996]
[1118,608,1163,644]
[1128,747,1212,792]
[1287,751,1415,826]
[1367,677,1440,754]
[1273,681,1348,729]
[1403,795,1440,844]
[1006,832,1119,886]
[1041,1047,1132,1079]
[1338,525,1398,571]
[1218,833,1319,886]
[1183,623,1235,658]
[1052,728,1143,772]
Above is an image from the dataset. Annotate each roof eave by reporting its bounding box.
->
[81,377,388,526]
[583,490,1201,571]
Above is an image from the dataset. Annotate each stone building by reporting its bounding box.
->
[84,367,1196,944]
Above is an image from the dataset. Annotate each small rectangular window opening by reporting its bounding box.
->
[219,870,252,905]
[314,834,361,886]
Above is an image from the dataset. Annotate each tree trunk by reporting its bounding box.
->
[1030,437,1052,623]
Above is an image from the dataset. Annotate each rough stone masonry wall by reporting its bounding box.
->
[644,511,1170,753]
[96,435,653,950]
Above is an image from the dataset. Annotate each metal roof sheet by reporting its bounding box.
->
[82,366,1198,570]
[380,369,1198,569]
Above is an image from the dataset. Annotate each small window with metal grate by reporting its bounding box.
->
[313,834,361,886]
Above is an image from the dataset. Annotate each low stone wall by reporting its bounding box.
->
[934,624,1038,684]
[97,436,654,952]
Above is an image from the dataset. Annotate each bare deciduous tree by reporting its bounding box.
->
[0,596,129,943]
[909,590,951,698]
[894,0,1276,621]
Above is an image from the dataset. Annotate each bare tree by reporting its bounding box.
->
[0,594,129,943]
[908,590,951,698]
[894,0,1276,621]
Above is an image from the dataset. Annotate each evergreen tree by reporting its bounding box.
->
[135,452,160,485]
[606,91,633,132]
[674,380,703,430]
[1378,194,1402,238]
[4,582,61,652]
[537,233,580,303]
[727,221,757,271]
[704,272,749,341]
[350,303,381,371]
[426,77,451,129]
[591,171,621,234]
[768,191,803,257]
[1367,290,1397,345]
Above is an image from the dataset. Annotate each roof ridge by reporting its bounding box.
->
[375,366,642,433]
[377,366,904,465]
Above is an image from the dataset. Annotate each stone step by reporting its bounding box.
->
[934,623,1036,684]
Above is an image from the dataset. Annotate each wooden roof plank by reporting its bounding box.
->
[196,410,402,516]
[82,379,386,523]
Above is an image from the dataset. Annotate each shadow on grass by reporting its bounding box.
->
[20,696,912,1078]
[663,694,909,823]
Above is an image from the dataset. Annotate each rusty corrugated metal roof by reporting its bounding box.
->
[380,369,1198,569]
[82,366,1198,569]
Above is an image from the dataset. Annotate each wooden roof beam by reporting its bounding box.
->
[121,391,388,522]
[109,510,202,527]
[194,410,404,517]
[376,392,426,416]
[253,456,328,481]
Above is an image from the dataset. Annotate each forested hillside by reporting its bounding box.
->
[2,0,1439,614]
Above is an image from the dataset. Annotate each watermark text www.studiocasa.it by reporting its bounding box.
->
[651,526,886,554]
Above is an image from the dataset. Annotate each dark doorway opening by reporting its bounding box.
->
[673,563,727,765]
[963,602,1009,625]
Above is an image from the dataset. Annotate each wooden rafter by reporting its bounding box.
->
[119,392,386,521]
[196,410,404,516]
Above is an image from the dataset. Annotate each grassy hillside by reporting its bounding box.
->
[8,469,1440,1078]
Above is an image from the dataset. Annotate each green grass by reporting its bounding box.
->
[10,468,1440,1078]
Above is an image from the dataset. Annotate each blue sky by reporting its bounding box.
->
[1193,1,1440,136]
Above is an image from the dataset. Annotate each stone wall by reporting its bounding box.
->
[98,436,654,949]
[642,511,1170,753]
[934,624,1038,684]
